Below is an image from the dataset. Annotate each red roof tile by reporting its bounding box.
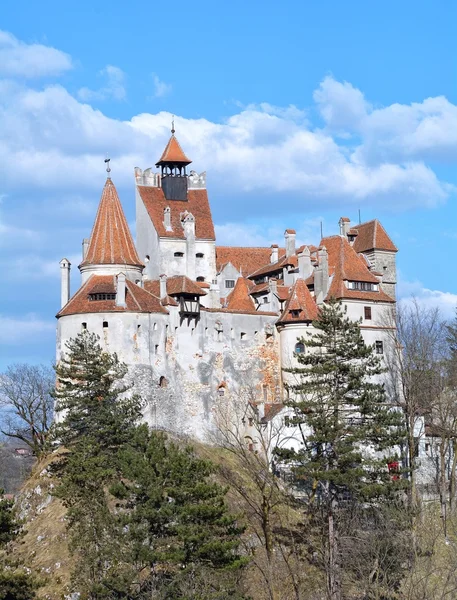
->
[166,275,207,296]
[81,178,143,268]
[277,279,318,324]
[322,236,380,284]
[216,247,286,276]
[138,186,215,241]
[226,278,256,312]
[156,134,191,166]
[249,254,297,279]
[57,275,168,317]
[352,220,397,253]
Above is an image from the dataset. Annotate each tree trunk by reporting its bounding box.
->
[327,498,341,600]
[449,439,457,511]
[440,440,448,537]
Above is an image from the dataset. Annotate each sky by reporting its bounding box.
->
[0,0,456,368]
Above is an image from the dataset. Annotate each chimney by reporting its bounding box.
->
[159,274,168,300]
[314,246,329,305]
[82,238,89,260]
[208,279,221,309]
[285,229,296,257]
[339,217,351,237]
[163,206,172,231]
[59,258,71,308]
[116,273,127,307]
[270,244,279,264]
[268,278,280,312]
[297,246,312,279]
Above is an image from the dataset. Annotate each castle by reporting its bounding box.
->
[56,128,398,440]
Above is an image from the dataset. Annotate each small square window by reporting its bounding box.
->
[364,306,372,320]
[375,341,383,354]
[103,321,108,328]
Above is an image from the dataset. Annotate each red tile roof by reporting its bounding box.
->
[226,278,256,312]
[322,236,380,284]
[156,134,191,166]
[277,279,319,324]
[57,275,168,317]
[81,178,143,268]
[352,220,398,253]
[248,254,297,279]
[249,282,269,295]
[137,186,215,241]
[216,247,286,276]
[166,275,207,296]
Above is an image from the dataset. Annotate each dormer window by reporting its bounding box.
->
[174,252,184,257]
[89,293,116,301]
[225,279,235,289]
[348,281,378,292]
[290,310,301,318]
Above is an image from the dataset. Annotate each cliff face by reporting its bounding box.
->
[13,451,74,599]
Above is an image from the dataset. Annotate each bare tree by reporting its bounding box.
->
[0,364,54,457]
[211,385,324,600]
[382,300,447,512]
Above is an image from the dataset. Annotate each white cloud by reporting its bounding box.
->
[0,72,454,213]
[398,278,457,319]
[314,76,369,133]
[215,217,323,248]
[152,74,172,98]
[0,314,54,345]
[78,65,126,102]
[0,30,72,78]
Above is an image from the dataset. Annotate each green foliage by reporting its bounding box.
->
[112,425,248,598]
[0,491,38,600]
[277,298,406,502]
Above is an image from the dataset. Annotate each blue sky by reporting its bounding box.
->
[0,0,456,368]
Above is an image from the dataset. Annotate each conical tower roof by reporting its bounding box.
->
[226,277,256,312]
[156,133,192,166]
[80,178,143,268]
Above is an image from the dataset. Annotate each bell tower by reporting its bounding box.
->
[155,122,192,201]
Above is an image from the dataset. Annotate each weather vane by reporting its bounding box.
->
[171,115,175,135]
[104,156,111,175]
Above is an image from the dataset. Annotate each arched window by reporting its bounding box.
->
[196,252,204,258]
[159,376,168,388]
[294,342,305,354]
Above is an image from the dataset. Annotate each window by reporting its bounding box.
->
[174,252,184,257]
[349,281,377,292]
[196,252,204,258]
[145,255,150,263]
[240,332,247,340]
[225,279,235,289]
[295,342,305,354]
[137,324,141,332]
[159,376,168,388]
[375,340,383,354]
[103,321,108,328]
[263,297,268,303]
[364,306,372,320]
[89,293,116,301]
[81,322,87,330]
[196,276,205,282]
[154,344,159,354]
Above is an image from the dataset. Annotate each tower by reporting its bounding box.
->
[155,123,192,201]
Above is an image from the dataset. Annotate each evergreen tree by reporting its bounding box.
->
[275,299,406,600]
[0,492,38,600]
[112,426,248,600]
[52,331,143,599]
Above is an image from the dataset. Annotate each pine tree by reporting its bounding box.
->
[0,492,38,600]
[112,425,248,600]
[275,299,406,600]
[52,331,143,599]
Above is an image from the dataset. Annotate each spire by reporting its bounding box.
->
[80,178,142,268]
[156,122,192,167]
[226,277,256,312]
